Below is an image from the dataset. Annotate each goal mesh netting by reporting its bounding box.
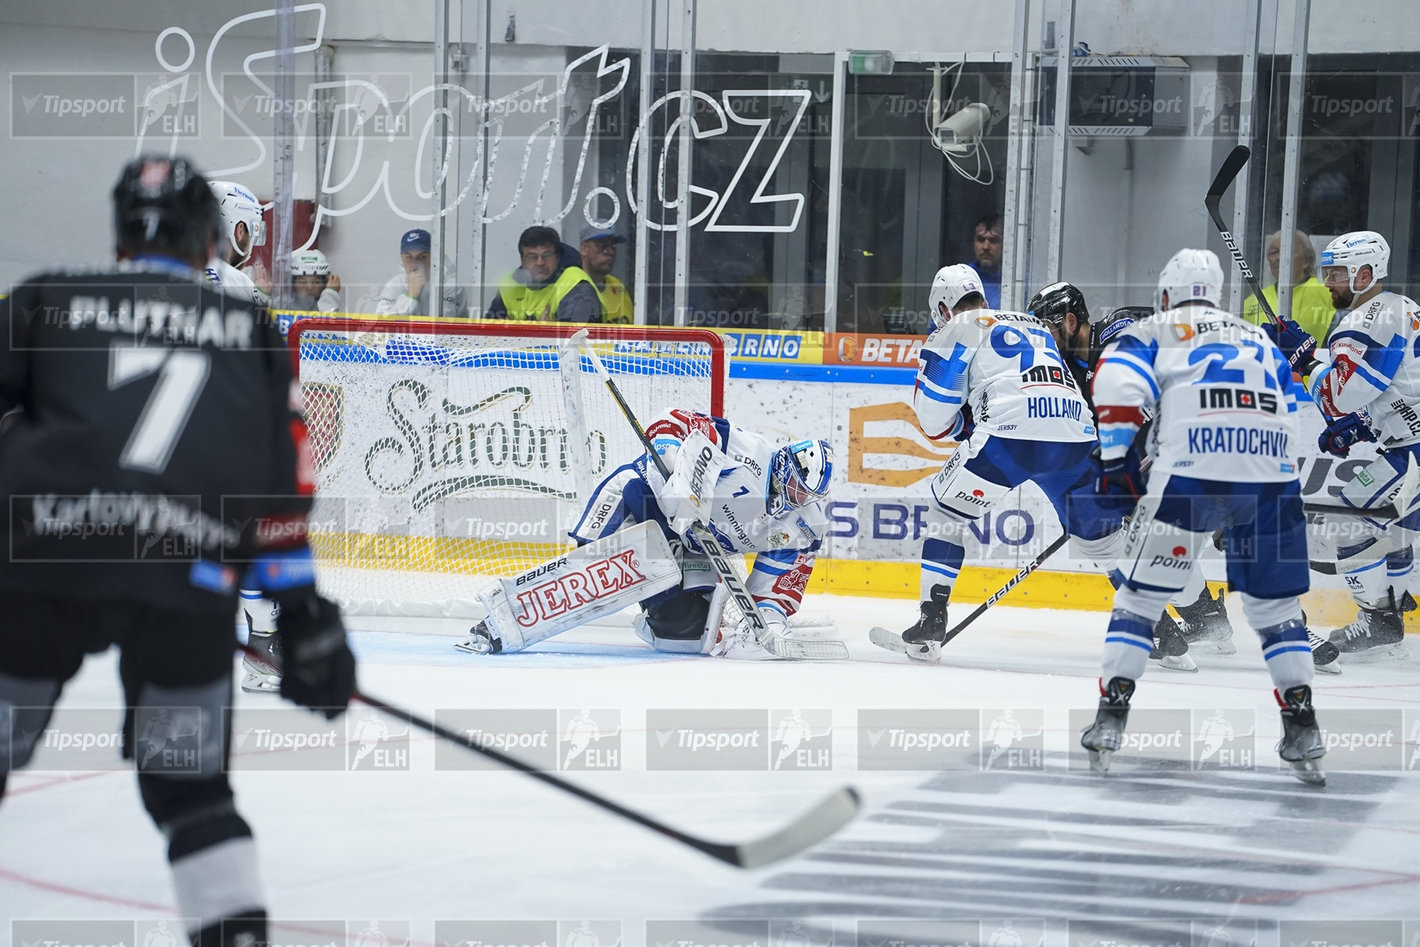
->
[292,319,726,617]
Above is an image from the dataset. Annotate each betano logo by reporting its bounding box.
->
[847,401,955,487]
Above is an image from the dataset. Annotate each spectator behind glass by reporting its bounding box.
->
[969,213,1003,309]
[1242,229,1335,343]
[487,225,601,322]
[374,228,468,317]
[578,223,633,324]
[290,249,342,313]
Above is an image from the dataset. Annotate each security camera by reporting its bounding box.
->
[935,102,991,153]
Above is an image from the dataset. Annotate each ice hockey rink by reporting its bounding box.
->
[2,594,1418,947]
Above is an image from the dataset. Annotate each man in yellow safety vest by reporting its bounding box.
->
[487,225,601,322]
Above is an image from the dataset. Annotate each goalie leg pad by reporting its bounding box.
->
[478,520,682,652]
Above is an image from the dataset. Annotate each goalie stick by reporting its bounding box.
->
[870,532,1070,656]
[572,329,850,661]
[239,643,859,868]
[1204,144,1282,328]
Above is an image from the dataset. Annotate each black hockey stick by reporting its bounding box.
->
[238,643,859,868]
[941,531,1071,645]
[1204,145,1281,327]
[868,532,1069,656]
[572,329,848,661]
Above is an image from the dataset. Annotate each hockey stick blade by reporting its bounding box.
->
[1205,145,1250,212]
[1202,145,1280,325]
[238,644,859,867]
[868,626,909,654]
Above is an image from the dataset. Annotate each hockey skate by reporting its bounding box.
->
[1175,586,1236,655]
[869,587,949,663]
[1276,684,1326,786]
[1080,676,1135,773]
[1328,603,1407,662]
[1308,629,1341,674]
[1148,613,1198,672]
[454,620,503,655]
[241,630,281,694]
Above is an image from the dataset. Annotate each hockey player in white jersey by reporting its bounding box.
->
[1265,230,1420,660]
[204,179,283,692]
[1028,282,1244,670]
[870,265,1126,663]
[205,180,267,306]
[455,409,834,658]
[1081,248,1326,784]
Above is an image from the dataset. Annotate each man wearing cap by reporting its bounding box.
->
[374,228,468,317]
[487,225,602,323]
[578,223,634,324]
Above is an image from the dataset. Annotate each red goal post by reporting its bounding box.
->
[290,318,727,617]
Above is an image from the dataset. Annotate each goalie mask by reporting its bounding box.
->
[1321,230,1389,293]
[770,439,834,514]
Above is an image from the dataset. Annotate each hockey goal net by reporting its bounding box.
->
[292,318,726,617]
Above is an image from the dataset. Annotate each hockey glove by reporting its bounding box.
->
[1094,446,1144,501]
[272,587,356,719]
[712,603,787,660]
[1318,411,1376,458]
[952,405,976,442]
[1261,316,1318,375]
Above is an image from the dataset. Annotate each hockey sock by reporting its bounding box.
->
[920,537,965,603]
[1259,619,1314,691]
[1101,609,1156,683]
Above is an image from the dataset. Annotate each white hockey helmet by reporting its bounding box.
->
[209,180,265,265]
[290,248,330,277]
[771,438,834,514]
[1155,248,1223,311]
[927,263,985,330]
[1320,230,1389,292]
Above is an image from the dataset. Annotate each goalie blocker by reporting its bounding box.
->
[458,521,684,653]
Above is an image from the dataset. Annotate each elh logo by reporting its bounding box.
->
[1191,708,1255,771]
[558,709,621,770]
[348,709,412,771]
[769,709,832,771]
[980,708,1045,771]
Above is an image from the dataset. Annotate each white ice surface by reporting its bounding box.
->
[3,596,1418,945]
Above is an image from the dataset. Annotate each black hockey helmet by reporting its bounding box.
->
[1026,281,1091,329]
[112,155,220,264]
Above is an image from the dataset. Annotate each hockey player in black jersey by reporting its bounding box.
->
[0,156,356,947]
[1027,282,1257,670]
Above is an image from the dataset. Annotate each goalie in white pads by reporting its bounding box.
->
[456,409,834,658]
